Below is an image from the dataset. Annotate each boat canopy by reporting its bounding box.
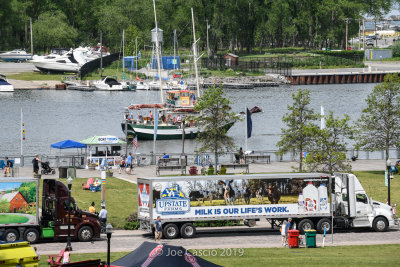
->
[128,103,163,110]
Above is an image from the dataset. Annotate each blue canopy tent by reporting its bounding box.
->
[50,140,87,169]
[51,140,87,149]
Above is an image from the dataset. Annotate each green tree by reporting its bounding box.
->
[277,89,318,171]
[33,10,78,51]
[18,182,36,203]
[193,85,241,174]
[305,112,353,173]
[0,199,10,213]
[355,74,400,162]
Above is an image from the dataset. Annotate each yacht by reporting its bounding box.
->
[0,49,32,62]
[0,74,14,92]
[30,48,87,73]
[93,76,128,91]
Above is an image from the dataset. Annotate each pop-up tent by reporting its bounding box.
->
[111,242,222,267]
[51,140,87,149]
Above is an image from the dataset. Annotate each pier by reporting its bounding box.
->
[285,72,391,85]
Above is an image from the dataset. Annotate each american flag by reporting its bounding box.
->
[133,136,138,149]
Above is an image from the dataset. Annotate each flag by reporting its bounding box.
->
[246,108,252,138]
[133,136,138,149]
[320,105,326,130]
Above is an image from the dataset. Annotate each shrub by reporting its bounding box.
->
[391,42,400,57]
[123,212,140,230]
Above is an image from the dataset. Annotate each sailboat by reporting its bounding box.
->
[120,6,233,140]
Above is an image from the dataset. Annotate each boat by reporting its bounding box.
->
[93,76,128,91]
[30,49,83,73]
[0,49,32,62]
[0,74,14,92]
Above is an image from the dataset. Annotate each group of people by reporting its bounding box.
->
[280,218,294,247]
[89,202,108,231]
[118,153,133,174]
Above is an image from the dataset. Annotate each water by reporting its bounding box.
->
[0,83,375,157]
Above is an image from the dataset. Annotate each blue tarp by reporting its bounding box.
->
[51,140,87,149]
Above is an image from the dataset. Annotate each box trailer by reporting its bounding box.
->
[137,173,397,239]
[0,177,100,243]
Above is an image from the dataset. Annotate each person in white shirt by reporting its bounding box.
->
[99,205,108,232]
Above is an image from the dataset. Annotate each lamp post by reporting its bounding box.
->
[106,223,113,267]
[387,159,391,205]
[67,176,73,251]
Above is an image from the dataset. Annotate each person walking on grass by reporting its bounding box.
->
[154,216,162,244]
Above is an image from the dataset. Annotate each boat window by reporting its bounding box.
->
[56,60,66,63]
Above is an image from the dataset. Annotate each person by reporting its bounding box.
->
[391,203,397,217]
[32,154,41,174]
[154,216,162,244]
[239,147,244,163]
[62,247,70,264]
[162,153,169,159]
[125,153,133,174]
[281,220,287,246]
[89,202,96,214]
[285,217,293,239]
[176,115,182,124]
[34,246,40,261]
[99,205,108,232]
[4,157,13,177]
[149,110,153,122]
[119,155,126,174]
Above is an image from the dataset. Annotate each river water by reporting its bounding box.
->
[0,83,375,157]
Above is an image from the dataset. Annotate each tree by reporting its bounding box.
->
[33,10,78,51]
[277,89,318,171]
[355,74,400,162]
[193,85,241,174]
[305,112,353,173]
[0,199,10,213]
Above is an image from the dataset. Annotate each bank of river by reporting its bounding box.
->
[0,83,375,157]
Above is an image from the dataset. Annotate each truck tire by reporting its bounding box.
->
[316,218,332,234]
[24,228,40,244]
[163,223,179,239]
[4,229,19,242]
[180,223,196,238]
[298,219,314,235]
[372,217,388,232]
[78,226,93,241]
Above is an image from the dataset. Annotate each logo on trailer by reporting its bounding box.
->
[156,185,190,215]
[139,184,149,209]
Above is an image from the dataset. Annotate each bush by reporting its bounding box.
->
[123,212,140,230]
[391,42,400,57]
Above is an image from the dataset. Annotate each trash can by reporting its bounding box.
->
[67,166,76,178]
[287,230,300,248]
[305,230,317,248]
[59,167,68,178]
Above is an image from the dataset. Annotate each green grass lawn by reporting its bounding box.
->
[48,177,137,229]
[7,72,65,81]
[0,214,29,223]
[39,244,400,267]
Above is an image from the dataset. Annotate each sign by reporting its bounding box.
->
[97,135,118,144]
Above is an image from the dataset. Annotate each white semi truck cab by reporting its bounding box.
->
[334,173,397,232]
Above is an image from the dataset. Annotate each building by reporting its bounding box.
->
[223,53,239,67]
[0,189,28,212]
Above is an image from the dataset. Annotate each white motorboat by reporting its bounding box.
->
[0,49,32,62]
[0,74,14,92]
[30,49,87,73]
[93,76,128,91]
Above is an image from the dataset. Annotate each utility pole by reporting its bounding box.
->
[206,19,210,57]
[358,19,361,51]
[100,31,103,77]
[363,19,365,52]
[345,18,349,50]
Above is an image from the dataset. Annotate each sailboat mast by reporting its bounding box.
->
[153,0,164,104]
[191,8,200,98]
[122,29,125,77]
[173,29,176,71]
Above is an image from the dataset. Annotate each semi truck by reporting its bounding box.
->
[137,173,397,239]
[0,177,101,243]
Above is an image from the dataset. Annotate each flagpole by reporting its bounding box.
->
[245,106,248,152]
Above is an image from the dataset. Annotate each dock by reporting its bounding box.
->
[285,72,391,85]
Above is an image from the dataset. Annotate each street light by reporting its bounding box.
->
[386,159,391,205]
[66,176,73,251]
[106,223,113,267]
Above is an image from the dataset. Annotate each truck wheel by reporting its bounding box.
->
[298,219,314,235]
[163,223,179,239]
[4,229,19,242]
[24,228,40,244]
[373,217,388,232]
[180,223,196,238]
[78,226,93,241]
[316,218,332,234]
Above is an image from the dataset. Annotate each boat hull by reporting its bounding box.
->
[0,85,14,92]
[31,61,79,73]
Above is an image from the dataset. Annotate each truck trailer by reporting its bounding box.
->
[137,173,397,239]
[0,177,101,243]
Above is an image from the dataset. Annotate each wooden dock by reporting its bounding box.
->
[285,72,392,85]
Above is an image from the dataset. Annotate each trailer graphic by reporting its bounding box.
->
[138,173,397,239]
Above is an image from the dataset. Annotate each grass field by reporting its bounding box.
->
[40,177,137,229]
[38,244,400,267]
[0,214,29,223]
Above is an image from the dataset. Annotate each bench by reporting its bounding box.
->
[245,155,271,164]
[156,165,186,176]
[158,158,180,166]
[223,163,249,173]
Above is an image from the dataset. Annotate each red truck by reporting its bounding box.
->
[0,177,101,243]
